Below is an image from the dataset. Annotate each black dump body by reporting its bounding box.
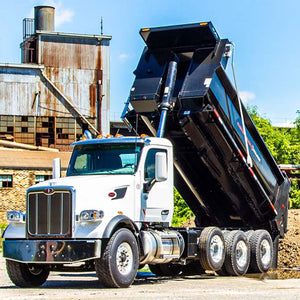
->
[124,22,290,238]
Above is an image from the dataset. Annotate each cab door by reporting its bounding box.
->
[141,148,173,223]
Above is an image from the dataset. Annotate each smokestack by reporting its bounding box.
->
[34,6,55,32]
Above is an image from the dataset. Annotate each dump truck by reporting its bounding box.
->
[2,22,290,288]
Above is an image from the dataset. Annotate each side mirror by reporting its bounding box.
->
[155,152,168,182]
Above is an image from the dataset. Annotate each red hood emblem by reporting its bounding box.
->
[44,188,54,194]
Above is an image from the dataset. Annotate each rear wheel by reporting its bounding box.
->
[198,227,225,271]
[223,230,250,276]
[6,260,49,287]
[245,230,254,240]
[249,230,273,273]
[95,228,139,288]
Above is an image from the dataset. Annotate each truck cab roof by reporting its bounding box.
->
[72,136,173,147]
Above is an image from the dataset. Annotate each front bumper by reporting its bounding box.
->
[3,239,101,263]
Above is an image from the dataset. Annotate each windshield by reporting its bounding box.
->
[67,143,143,176]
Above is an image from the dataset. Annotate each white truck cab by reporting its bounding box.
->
[3,135,186,288]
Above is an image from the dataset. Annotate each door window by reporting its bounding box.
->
[144,149,167,180]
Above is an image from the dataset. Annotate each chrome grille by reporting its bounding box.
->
[27,189,72,238]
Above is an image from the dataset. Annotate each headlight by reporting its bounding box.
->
[79,210,104,222]
[7,211,25,223]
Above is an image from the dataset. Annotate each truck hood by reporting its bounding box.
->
[33,174,135,214]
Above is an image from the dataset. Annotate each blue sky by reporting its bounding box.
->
[0,0,299,126]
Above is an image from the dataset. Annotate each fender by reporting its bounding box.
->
[102,215,140,239]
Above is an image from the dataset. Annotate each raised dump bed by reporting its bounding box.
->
[124,22,290,239]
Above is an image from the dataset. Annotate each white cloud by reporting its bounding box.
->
[34,0,75,28]
[27,1,74,28]
[239,90,256,104]
[55,8,74,28]
[119,53,130,62]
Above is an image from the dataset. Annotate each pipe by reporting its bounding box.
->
[0,140,59,152]
[52,158,61,179]
[157,61,177,138]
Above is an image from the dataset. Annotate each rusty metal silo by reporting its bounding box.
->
[34,6,55,32]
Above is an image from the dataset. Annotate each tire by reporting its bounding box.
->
[199,227,225,271]
[223,230,250,276]
[6,260,49,287]
[95,228,139,288]
[149,263,182,276]
[216,231,230,276]
[249,230,273,273]
[245,230,254,241]
[216,265,228,276]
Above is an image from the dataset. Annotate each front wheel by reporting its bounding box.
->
[95,228,139,288]
[6,260,49,287]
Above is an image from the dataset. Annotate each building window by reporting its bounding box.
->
[0,175,13,187]
[35,174,52,184]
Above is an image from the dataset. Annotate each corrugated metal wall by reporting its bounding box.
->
[0,32,111,149]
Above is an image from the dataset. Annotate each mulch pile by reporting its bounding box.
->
[278,209,300,269]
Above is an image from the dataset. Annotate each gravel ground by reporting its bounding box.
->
[278,210,300,268]
[0,255,299,300]
[0,210,299,299]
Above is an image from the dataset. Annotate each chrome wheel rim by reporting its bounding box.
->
[236,240,248,269]
[116,242,133,275]
[210,235,224,263]
[260,239,271,265]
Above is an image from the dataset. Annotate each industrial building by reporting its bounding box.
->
[0,6,111,222]
[0,6,111,151]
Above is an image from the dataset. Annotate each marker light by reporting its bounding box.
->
[115,134,123,138]
[140,134,148,138]
[97,134,103,139]
[7,211,25,223]
[79,210,104,222]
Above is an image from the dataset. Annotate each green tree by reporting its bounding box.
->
[289,110,300,163]
[247,106,295,164]
[172,189,194,226]
[290,180,300,208]
[248,106,300,208]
